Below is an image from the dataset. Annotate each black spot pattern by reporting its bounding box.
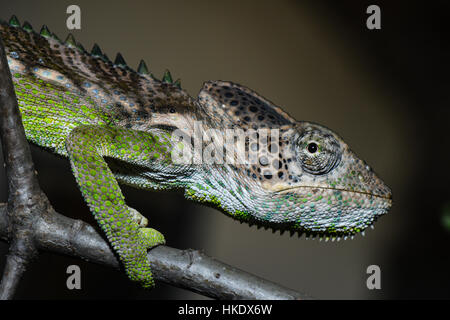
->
[198,80,296,130]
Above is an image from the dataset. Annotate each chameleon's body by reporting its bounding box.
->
[0,16,392,288]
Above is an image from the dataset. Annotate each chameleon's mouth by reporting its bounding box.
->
[274,185,393,202]
[252,185,392,239]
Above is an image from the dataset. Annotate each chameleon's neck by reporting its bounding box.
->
[184,164,289,226]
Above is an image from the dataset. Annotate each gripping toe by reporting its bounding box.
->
[139,228,165,249]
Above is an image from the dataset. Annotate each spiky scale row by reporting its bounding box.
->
[163,71,182,88]
[61,33,85,54]
[90,43,112,62]
[6,15,182,88]
[248,220,369,241]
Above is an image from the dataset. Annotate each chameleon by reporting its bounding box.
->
[0,15,392,289]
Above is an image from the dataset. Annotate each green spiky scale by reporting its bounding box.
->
[114,53,127,67]
[76,42,86,52]
[9,15,20,27]
[65,33,77,47]
[39,25,51,38]
[91,43,103,56]
[137,60,149,75]
[173,78,181,89]
[162,70,173,83]
[22,21,33,32]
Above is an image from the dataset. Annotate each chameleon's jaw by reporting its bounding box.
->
[188,166,392,238]
[274,185,392,201]
[240,200,390,240]
[265,185,392,237]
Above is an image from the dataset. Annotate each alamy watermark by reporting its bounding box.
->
[66,5,81,30]
[366,5,381,30]
[170,121,283,165]
[66,264,81,290]
[366,264,381,290]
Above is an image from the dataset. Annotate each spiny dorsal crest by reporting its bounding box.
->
[5,15,182,88]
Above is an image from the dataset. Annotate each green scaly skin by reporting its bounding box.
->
[0,15,392,288]
[66,125,170,287]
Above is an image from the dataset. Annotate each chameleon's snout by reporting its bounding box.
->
[353,160,393,204]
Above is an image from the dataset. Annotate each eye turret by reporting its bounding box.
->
[295,131,341,175]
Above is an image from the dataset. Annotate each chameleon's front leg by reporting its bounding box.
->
[65,125,168,288]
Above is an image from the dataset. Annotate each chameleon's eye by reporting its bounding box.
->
[296,133,341,175]
[307,142,318,154]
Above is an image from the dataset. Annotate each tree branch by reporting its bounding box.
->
[0,35,45,299]
[0,203,307,299]
[0,33,309,300]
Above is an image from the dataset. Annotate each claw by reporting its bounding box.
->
[127,206,148,227]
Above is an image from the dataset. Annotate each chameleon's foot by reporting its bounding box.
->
[123,228,165,288]
[124,255,155,288]
[139,227,166,248]
[128,206,148,227]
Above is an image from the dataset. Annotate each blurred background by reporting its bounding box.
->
[0,0,448,299]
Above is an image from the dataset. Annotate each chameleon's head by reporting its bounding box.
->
[237,121,392,237]
[192,80,392,238]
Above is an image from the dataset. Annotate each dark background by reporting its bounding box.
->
[0,0,448,299]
